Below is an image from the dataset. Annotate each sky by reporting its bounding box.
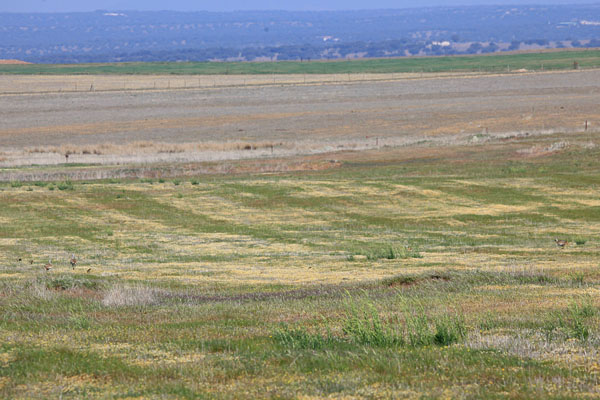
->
[2,0,598,13]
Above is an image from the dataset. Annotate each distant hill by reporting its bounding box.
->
[2,5,600,63]
[0,59,30,64]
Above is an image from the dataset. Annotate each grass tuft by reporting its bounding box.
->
[350,244,421,261]
[544,299,597,341]
[45,275,102,291]
[102,284,160,307]
[343,300,403,346]
[273,326,339,350]
[56,180,74,191]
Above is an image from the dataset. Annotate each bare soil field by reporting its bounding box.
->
[0,69,598,173]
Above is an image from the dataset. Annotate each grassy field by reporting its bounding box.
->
[1,131,600,398]
[1,49,600,75]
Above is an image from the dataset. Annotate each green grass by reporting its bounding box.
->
[1,135,600,397]
[1,49,599,75]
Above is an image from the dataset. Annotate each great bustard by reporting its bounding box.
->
[44,259,53,271]
[70,254,77,269]
[555,239,568,249]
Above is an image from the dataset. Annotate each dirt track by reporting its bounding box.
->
[0,69,599,167]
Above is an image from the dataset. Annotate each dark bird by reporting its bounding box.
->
[17,258,22,262]
[555,239,568,248]
[70,254,77,269]
[30,259,34,265]
[44,259,52,271]
[86,268,91,273]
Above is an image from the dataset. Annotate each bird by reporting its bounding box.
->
[70,254,77,269]
[86,268,91,274]
[44,259,53,271]
[30,259,34,265]
[555,239,568,249]
[17,257,22,262]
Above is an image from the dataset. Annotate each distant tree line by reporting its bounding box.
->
[16,38,600,64]
[1,6,600,63]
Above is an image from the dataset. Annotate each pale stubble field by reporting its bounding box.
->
[0,70,598,170]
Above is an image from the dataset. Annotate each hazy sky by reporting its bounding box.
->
[2,1,597,13]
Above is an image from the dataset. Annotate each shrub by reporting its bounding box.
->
[575,238,587,246]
